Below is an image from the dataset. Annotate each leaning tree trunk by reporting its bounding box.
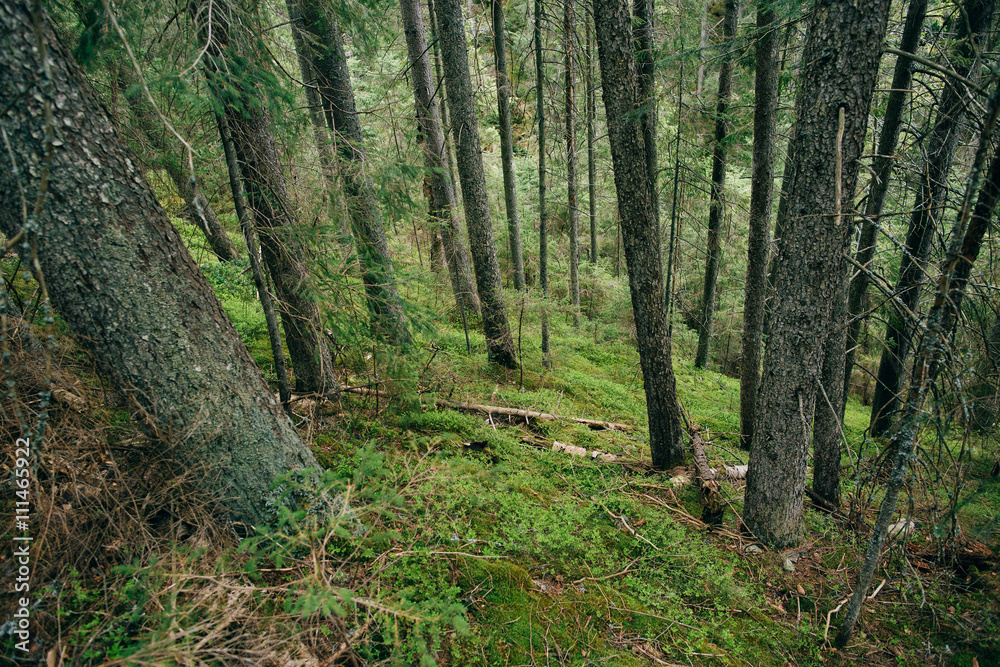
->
[694,0,738,370]
[739,1,779,451]
[493,0,526,291]
[565,0,581,327]
[536,0,550,367]
[837,87,1000,647]
[743,0,892,549]
[594,0,685,468]
[292,0,413,347]
[434,0,518,367]
[201,0,339,395]
[398,0,480,317]
[869,0,994,436]
[841,0,927,405]
[0,0,318,525]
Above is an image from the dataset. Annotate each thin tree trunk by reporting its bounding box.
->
[428,0,459,200]
[739,1,778,451]
[697,0,708,99]
[842,0,926,405]
[493,0,526,290]
[399,0,481,317]
[594,0,685,468]
[694,0,738,369]
[216,111,291,409]
[837,88,1000,647]
[634,0,658,239]
[665,61,683,317]
[203,1,339,394]
[870,0,994,436]
[0,0,319,525]
[434,0,519,367]
[586,17,598,265]
[536,0,550,367]
[292,0,413,347]
[565,0,581,327]
[743,0,892,549]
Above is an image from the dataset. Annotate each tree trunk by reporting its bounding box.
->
[536,0,550,367]
[434,0,518,367]
[0,0,319,525]
[565,0,581,327]
[634,0,658,239]
[837,88,1000,647]
[694,0,738,369]
[399,0,480,318]
[493,0,526,291]
[594,0,685,468]
[842,0,926,407]
[743,0,892,549]
[870,0,994,436]
[201,1,339,395]
[586,18,598,265]
[739,2,779,451]
[292,0,413,347]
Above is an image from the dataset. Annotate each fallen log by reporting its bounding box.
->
[690,429,725,526]
[438,399,634,432]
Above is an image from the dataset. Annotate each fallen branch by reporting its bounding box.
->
[439,399,634,431]
[689,427,724,526]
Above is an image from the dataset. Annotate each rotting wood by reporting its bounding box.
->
[690,428,724,525]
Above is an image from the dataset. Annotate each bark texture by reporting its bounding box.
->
[565,0,581,327]
[695,0,738,369]
[493,0,526,291]
[634,0,658,236]
[536,0,550,366]
[586,18,598,265]
[399,0,480,317]
[870,0,994,436]
[743,0,891,548]
[0,0,318,525]
[594,0,685,468]
[739,2,778,451]
[292,0,413,347]
[434,0,518,367]
[202,1,339,394]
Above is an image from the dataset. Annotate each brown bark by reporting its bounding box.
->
[565,0,580,326]
[593,0,685,468]
[0,0,318,525]
[434,0,518,367]
[743,0,892,548]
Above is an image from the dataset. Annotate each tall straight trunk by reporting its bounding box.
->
[739,1,779,451]
[536,0,550,366]
[399,0,481,317]
[0,0,318,525]
[434,0,518,367]
[842,0,926,404]
[870,0,994,436]
[202,1,339,395]
[292,0,413,347]
[565,0,581,327]
[594,0,685,468]
[696,0,708,99]
[694,0,738,369]
[493,0,526,290]
[586,18,598,264]
[838,88,1000,647]
[428,0,459,198]
[743,0,892,549]
[665,60,683,316]
[634,0,658,237]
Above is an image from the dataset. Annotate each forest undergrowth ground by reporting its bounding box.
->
[3,219,1000,666]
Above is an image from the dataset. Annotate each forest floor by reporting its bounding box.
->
[2,218,1000,666]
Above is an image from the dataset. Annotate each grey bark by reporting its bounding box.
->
[565,0,581,327]
[434,0,518,367]
[586,18,598,265]
[493,0,526,291]
[201,0,339,395]
[536,0,550,367]
[743,0,892,548]
[739,1,779,451]
[694,0,738,369]
[594,0,685,468]
[291,0,413,347]
[870,0,995,436]
[0,0,318,525]
[837,87,1000,648]
[399,0,481,317]
[842,0,927,408]
[634,0,658,238]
